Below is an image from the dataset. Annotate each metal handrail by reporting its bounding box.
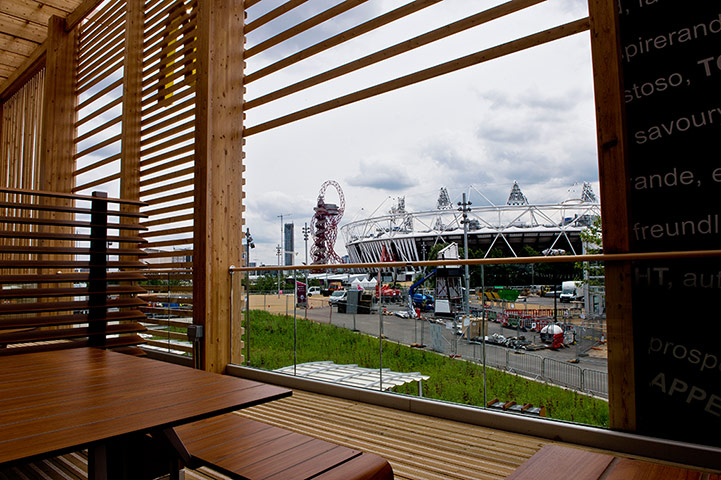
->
[229,249,721,273]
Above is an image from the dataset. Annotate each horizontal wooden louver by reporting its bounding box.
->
[73,0,126,195]
[0,187,149,356]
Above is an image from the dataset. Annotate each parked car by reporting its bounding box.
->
[328,290,347,305]
[412,292,434,310]
[308,286,321,296]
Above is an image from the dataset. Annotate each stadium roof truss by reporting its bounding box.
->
[342,198,600,266]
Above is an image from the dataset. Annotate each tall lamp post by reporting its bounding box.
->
[244,229,254,366]
[302,223,310,271]
[302,223,310,317]
[278,213,292,296]
[458,193,472,313]
[276,244,281,295]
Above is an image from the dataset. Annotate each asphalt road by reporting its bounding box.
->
[298,297,608,374]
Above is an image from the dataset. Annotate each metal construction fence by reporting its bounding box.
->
[475,344,607,398]
[243,296,609,399]
[429,321,609,398]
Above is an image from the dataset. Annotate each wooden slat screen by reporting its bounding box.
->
[73,0,126,195]
[136,0,198,353]
[66,0,196,353]
[0,69,44,194]
[0,187,148,356]
[139,269,193,354]
[0,69,45,279]
[242,0,589,137]
[0,0,594,363]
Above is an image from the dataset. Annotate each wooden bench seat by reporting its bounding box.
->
[173,413,393,480]
[507,444,720,480]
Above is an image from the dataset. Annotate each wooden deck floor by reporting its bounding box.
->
[0,389,548,480]
[236,390,546,480]
[2,389,709,480]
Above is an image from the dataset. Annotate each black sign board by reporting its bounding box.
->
[618,1,721,446]
[346,289,360,315]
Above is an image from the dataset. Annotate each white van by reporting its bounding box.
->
[559,281,582,303]
[308,286,321,296]
[328,290,347,305]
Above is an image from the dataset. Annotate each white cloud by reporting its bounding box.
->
[243,0,598,264]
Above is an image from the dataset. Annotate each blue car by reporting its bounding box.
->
[412,293,434,310]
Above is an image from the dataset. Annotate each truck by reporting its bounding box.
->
[559,281,583,303]
[376,284,402,302]
[321,281,343,296]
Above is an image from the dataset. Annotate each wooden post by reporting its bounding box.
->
[194,0,245,372]
[39,16,77,306]
[117,0,145,338]
[587,0,635,432]
[41,16,77,194]
[120,0,143,208]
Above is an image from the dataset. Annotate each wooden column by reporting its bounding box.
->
[587,0,635,432]
[38,16,77,298]
[194,0,245,373]
[120,0,143,207]
[40,16,77,193]
[117,0,145,336]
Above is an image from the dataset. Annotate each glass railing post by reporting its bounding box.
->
[378,267,383,392]
[166,272,171,352]
[481,264,487,407]
[293,269,297,375]
[246,271,250,366]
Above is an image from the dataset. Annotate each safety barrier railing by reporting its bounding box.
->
[139,269,193,356]
[229,254,623,427]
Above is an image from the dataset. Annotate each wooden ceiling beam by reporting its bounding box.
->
[65,0,107,32]
[0,38,45,101]
[0,14,46,43]
[0,1,69,27]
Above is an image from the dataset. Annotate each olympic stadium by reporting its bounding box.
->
[341,182,600,268]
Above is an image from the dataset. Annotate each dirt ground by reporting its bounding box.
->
[587,342,608,358]
[245,293,328,315]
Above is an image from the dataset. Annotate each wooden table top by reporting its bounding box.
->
[0,348,291,466]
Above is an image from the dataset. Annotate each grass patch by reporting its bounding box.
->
[246,310,609,427]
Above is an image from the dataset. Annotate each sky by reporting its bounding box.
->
[240,0,599,266]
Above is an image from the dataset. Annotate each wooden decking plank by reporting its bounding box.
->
[264,391,543,453]
[243,399,529,466]
[239,402,530,474]
[241,398,534,459]
[241,390,546,480]
[238,407,519,479]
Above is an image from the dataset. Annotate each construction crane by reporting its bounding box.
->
[310,180,345,267]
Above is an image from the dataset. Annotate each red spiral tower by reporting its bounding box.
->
[310,180,345,267]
